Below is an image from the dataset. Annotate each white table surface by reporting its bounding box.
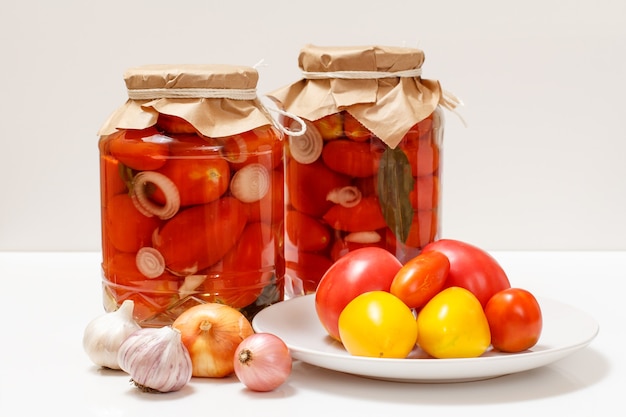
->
[1,251,624,416]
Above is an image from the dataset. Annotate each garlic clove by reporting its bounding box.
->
[117,326,192,393]
[82,299,141,370]
[344,231,382,244]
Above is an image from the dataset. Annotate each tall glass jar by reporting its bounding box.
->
[98,64,285,326]
[270,45,457,295]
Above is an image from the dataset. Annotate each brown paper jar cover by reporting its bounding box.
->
[98,64,274,138]
[269,44,447,149]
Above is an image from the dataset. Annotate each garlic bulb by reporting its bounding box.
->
[117,326,192,393]
[82,299,141,369]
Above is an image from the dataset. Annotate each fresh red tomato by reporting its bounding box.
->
[390,250,450,309]
[421,239,511,307]
[315,247,403,341]
[107,127,170,171]
[484,288,543,353]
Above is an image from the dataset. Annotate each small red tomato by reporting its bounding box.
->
[484,288,543,353]
[390,250,450,309]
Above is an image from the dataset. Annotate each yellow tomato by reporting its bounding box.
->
[417,286,491,358]
[338,291,418,358]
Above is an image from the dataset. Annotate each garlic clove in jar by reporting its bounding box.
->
[82,299,141,370]
[117,326,192,393]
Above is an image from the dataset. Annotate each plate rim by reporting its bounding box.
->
[252,294,599,383]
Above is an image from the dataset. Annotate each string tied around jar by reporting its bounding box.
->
[300,68,466,127]
[126,84,307,138]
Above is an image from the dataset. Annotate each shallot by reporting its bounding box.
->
[233,333,292,392]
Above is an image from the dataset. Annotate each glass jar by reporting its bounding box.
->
[98,64,285,326]
[269,45,455,295]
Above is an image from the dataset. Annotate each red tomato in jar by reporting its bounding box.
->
[402,115,433,144]
[166,133,223,156]
[484,288,543,353]
[421,239,511,307]
[322,140,383,178]
[103,253,180,323]
[390,250,450,309]
[287,159,351,217]
[207,222,276,308]
[104,193,161,253]
[286,210,331,252]
[343,112,372,142]
[285,249,334,295]
[154,196,248,275]
[399,136,439,177]
[156,113,199,134]
[153,157,231,207]
[312,112,343,140]
[100,154,128,202]
[322,196,387,232]
[385,210,438,264]
[107,127,170,171]
[221,126,283,171]
[408,175,439,211]
[315,247,403,341]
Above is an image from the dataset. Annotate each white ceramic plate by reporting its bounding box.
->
[252,294,599,383]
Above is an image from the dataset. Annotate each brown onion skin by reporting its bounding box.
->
[172,303,254,378]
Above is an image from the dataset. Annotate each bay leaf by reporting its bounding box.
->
[377,147,414,243]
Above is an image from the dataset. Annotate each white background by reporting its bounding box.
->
[1,0,624,251]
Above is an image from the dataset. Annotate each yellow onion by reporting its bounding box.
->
[172,303,254,377]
